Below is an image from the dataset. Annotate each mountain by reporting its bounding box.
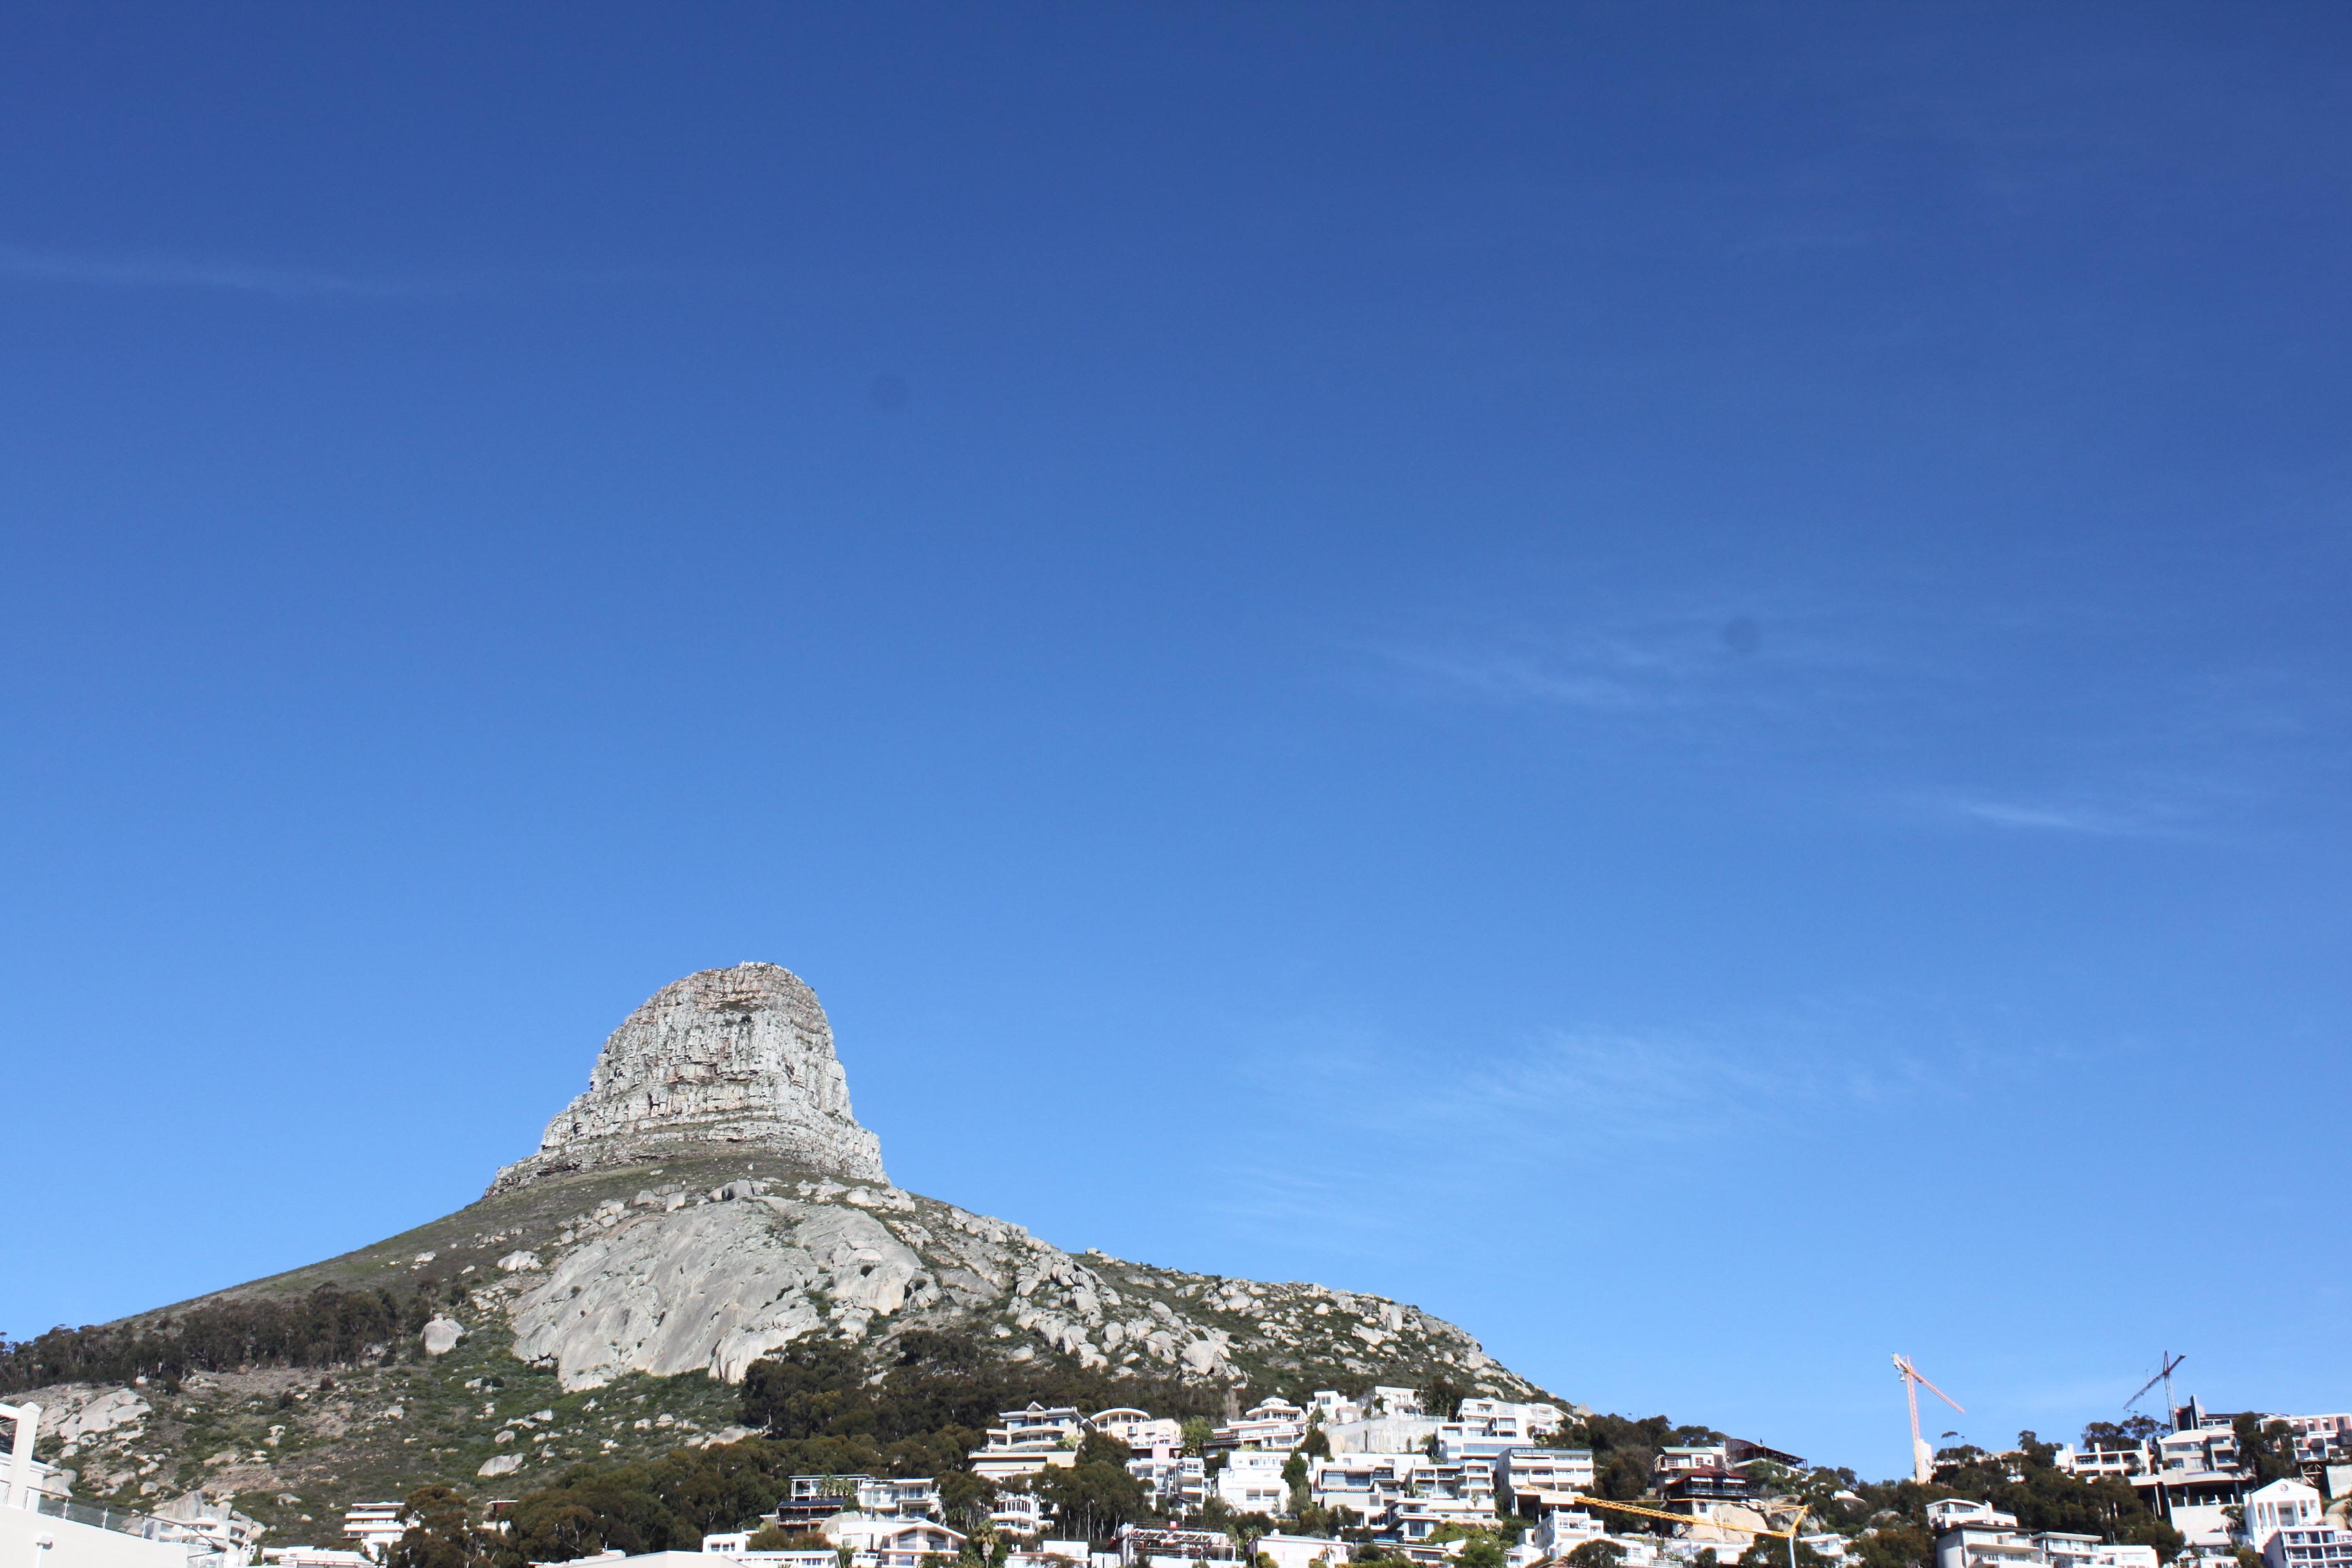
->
[10,964,1561,1537]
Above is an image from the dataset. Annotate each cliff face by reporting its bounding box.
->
[489,964,887,1194]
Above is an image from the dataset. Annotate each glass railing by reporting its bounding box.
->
[32,1491,182,1539]
[26,1490,233,1562]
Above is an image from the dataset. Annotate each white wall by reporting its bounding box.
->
[0,1505,191,1568]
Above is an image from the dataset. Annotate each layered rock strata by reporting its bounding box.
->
[490,964,885,1194]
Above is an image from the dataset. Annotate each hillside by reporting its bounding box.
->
[6,965,1562,1544]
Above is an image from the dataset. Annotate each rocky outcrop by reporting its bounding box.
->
[457,964,1542,1397]
[508,1189,934,1388]
[489,964,885,1194]
[38,1386,151,1446]
[476,1171,1526,1398]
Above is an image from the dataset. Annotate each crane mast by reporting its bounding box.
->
[1891,1354,1965,1485]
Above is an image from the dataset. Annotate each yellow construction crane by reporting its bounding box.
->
[1563,1494,1814,1565]
[1566,1495,1756,1536]
[1892,1354,1965,1486]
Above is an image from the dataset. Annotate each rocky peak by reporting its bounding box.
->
[489,964,887,1194]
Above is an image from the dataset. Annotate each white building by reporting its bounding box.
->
[2053,1446,2151,1481]
[1308,1453,1432,1520]
[341,1503,408,1562]
[1458,1401,1567,1436]
[1435,1411,1550,1467]
[2156,1425,2240,1475]
[1094,1412,1184,1456]
[1388,1497,1497,1544]
[1,1400,203,1568]
[1322,1414,1443,1457]
[991,1493,1051,1536]
[1126,1454,1205,1514]
[850,1480,941,1520]
[1497,1449,1597,1515]
[1927,1500,2159,1568]
[2032,1533,2104,1568]
[1214,1452,1292,1515]
[1209,1401,1309,1456]
[1254,1535,1346,1568]
[1935,1521,2046,1568]
[2264,1525,2352,1568]
[820,1514,968,1568]
[700,1533,834,1568]
[1526,1509,1607,1559]
[2243,1482,2326,1554]
[975,1405,1087,1482]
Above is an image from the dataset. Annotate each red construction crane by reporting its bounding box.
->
[1892,1354,1965,1485]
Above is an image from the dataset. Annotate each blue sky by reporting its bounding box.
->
[3,3,2349,1478]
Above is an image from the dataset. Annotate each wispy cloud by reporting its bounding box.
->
[0,242,456,299]
[1353,585,2341,847]
[1194,1007,1968,1247]
[1363,602,1861,726]
[1933,794,2189,838]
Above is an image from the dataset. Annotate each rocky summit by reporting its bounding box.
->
[489,963,887,1194]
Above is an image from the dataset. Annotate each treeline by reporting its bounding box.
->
[1926,1434,2182,1557]
[497,1331,1446,1563]
[502,1437,842,1563]
[740,1330,1230,1450]
[0,1285,442,1395]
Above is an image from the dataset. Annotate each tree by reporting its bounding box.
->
[1737,1539,1834,1568]
[1421,1377,1470,1422]
[1224,1512,1276,1565]
[742,1341,867,1439]
[2123,1518,2185,1562]
[1856,1522,1931,1568]
[1563,1541,1626,1568]
[1933,1434,2170,1541]
[386,1487,502,1568]
[1456,1537,1506,1568]
[749,1527,828,1552]
[1282,1452,1311,1516]
[2080,1420,2162,1452]
[2233,1416,2299,1487]
[940,1471,1000,1531]
[1077,1432,1133,1470]
[1034,1460,1150,1544]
